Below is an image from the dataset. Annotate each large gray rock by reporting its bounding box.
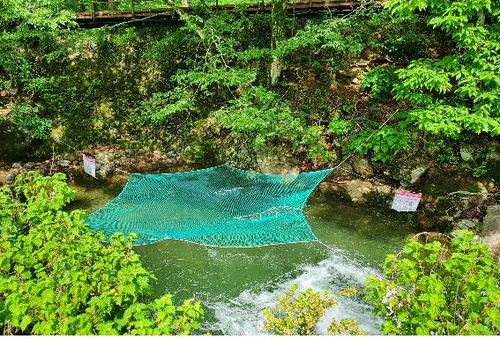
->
[332,162,354,178]
[454,219,477,231]
[338,179,374,203]
[460,182,489,210]
[5,172,17,183]
[390,162,429,187]
[95,151,114,164]
[482,205,500,257]
[352,156,374,178]
[483,233,500,258]
[24,162,36,170]
[98,164,114,177]
[57,159,71,167]
[318,178,392,204]
[483,205,500,236]
[409,165,429,185]
[256,145,300,175]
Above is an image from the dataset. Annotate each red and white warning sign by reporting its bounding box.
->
[391,190,422,212]
[83,154,96,178]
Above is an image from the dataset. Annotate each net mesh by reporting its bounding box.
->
[87,164,332,247]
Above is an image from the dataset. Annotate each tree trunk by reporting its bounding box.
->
[107,0,116,10]
[269,0,287,86]
[477,11,485,26]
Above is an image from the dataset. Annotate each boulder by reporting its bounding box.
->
[95,151,114,164]
[339,179,375,203]
[256,145,300,175]
[57,159,71,167]
[375,184,392,196]
[5,172,17,182]
[462,183,489,210]
[24,162,36,170]
[486,179,496,193]
[483,205,500,236]
[454,219,477,231]
[385,161,430,187]
[318,181,343,195]
[0,168,19,184]
[332,162,354,178]
[482,204,500,257]
[98,164,114,177]
[352,156,374,178]
[409,165,429,185]
[483,233,500,258]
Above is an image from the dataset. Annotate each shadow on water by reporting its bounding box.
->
[69,178,417,335]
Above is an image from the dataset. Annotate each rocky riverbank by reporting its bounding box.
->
[1,146,499,257]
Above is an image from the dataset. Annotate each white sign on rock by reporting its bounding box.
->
[391,190,422,212]
[83,154,96,178]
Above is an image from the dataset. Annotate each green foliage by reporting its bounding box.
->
[287,16,364,55]
[0,0,78,156]
[371,0,500,137]
[360,66,397,100]
[0,0,76,89]
[137,8,382,163]
[471,161,488,178]
[1,1,406,165]
[213,86,303,149]
[0,172,204,335]
[433,138,459,164]
[10,0,495,169]
[262,284,364,335]
[327,116,351,136]
[364,7,435,63]
[138,89,195,125]
[139,13,271,155]
[298,126,337,163]
[10,104,52,140]
[349,118,411,163]
[365,230,500,335]
[0,0,76,31]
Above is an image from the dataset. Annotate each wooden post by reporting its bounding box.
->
[91,1,96,19]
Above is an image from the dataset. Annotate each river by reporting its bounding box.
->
[71,179,416,335]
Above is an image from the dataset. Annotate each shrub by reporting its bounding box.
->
[0,172,204,335]
[365,230,500,335]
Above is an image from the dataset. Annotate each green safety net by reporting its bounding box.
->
[88,164,332,247]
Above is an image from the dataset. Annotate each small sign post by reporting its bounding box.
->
[391,190,422,212]
[83,154,96,178]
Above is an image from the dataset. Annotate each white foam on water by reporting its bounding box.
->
[204,248,383,335]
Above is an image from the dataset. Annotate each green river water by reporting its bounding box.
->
[72,179,417,335]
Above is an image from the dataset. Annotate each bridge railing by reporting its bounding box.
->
[75,0,361,20]
[77,0,261,13]
[76,0,356,12]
